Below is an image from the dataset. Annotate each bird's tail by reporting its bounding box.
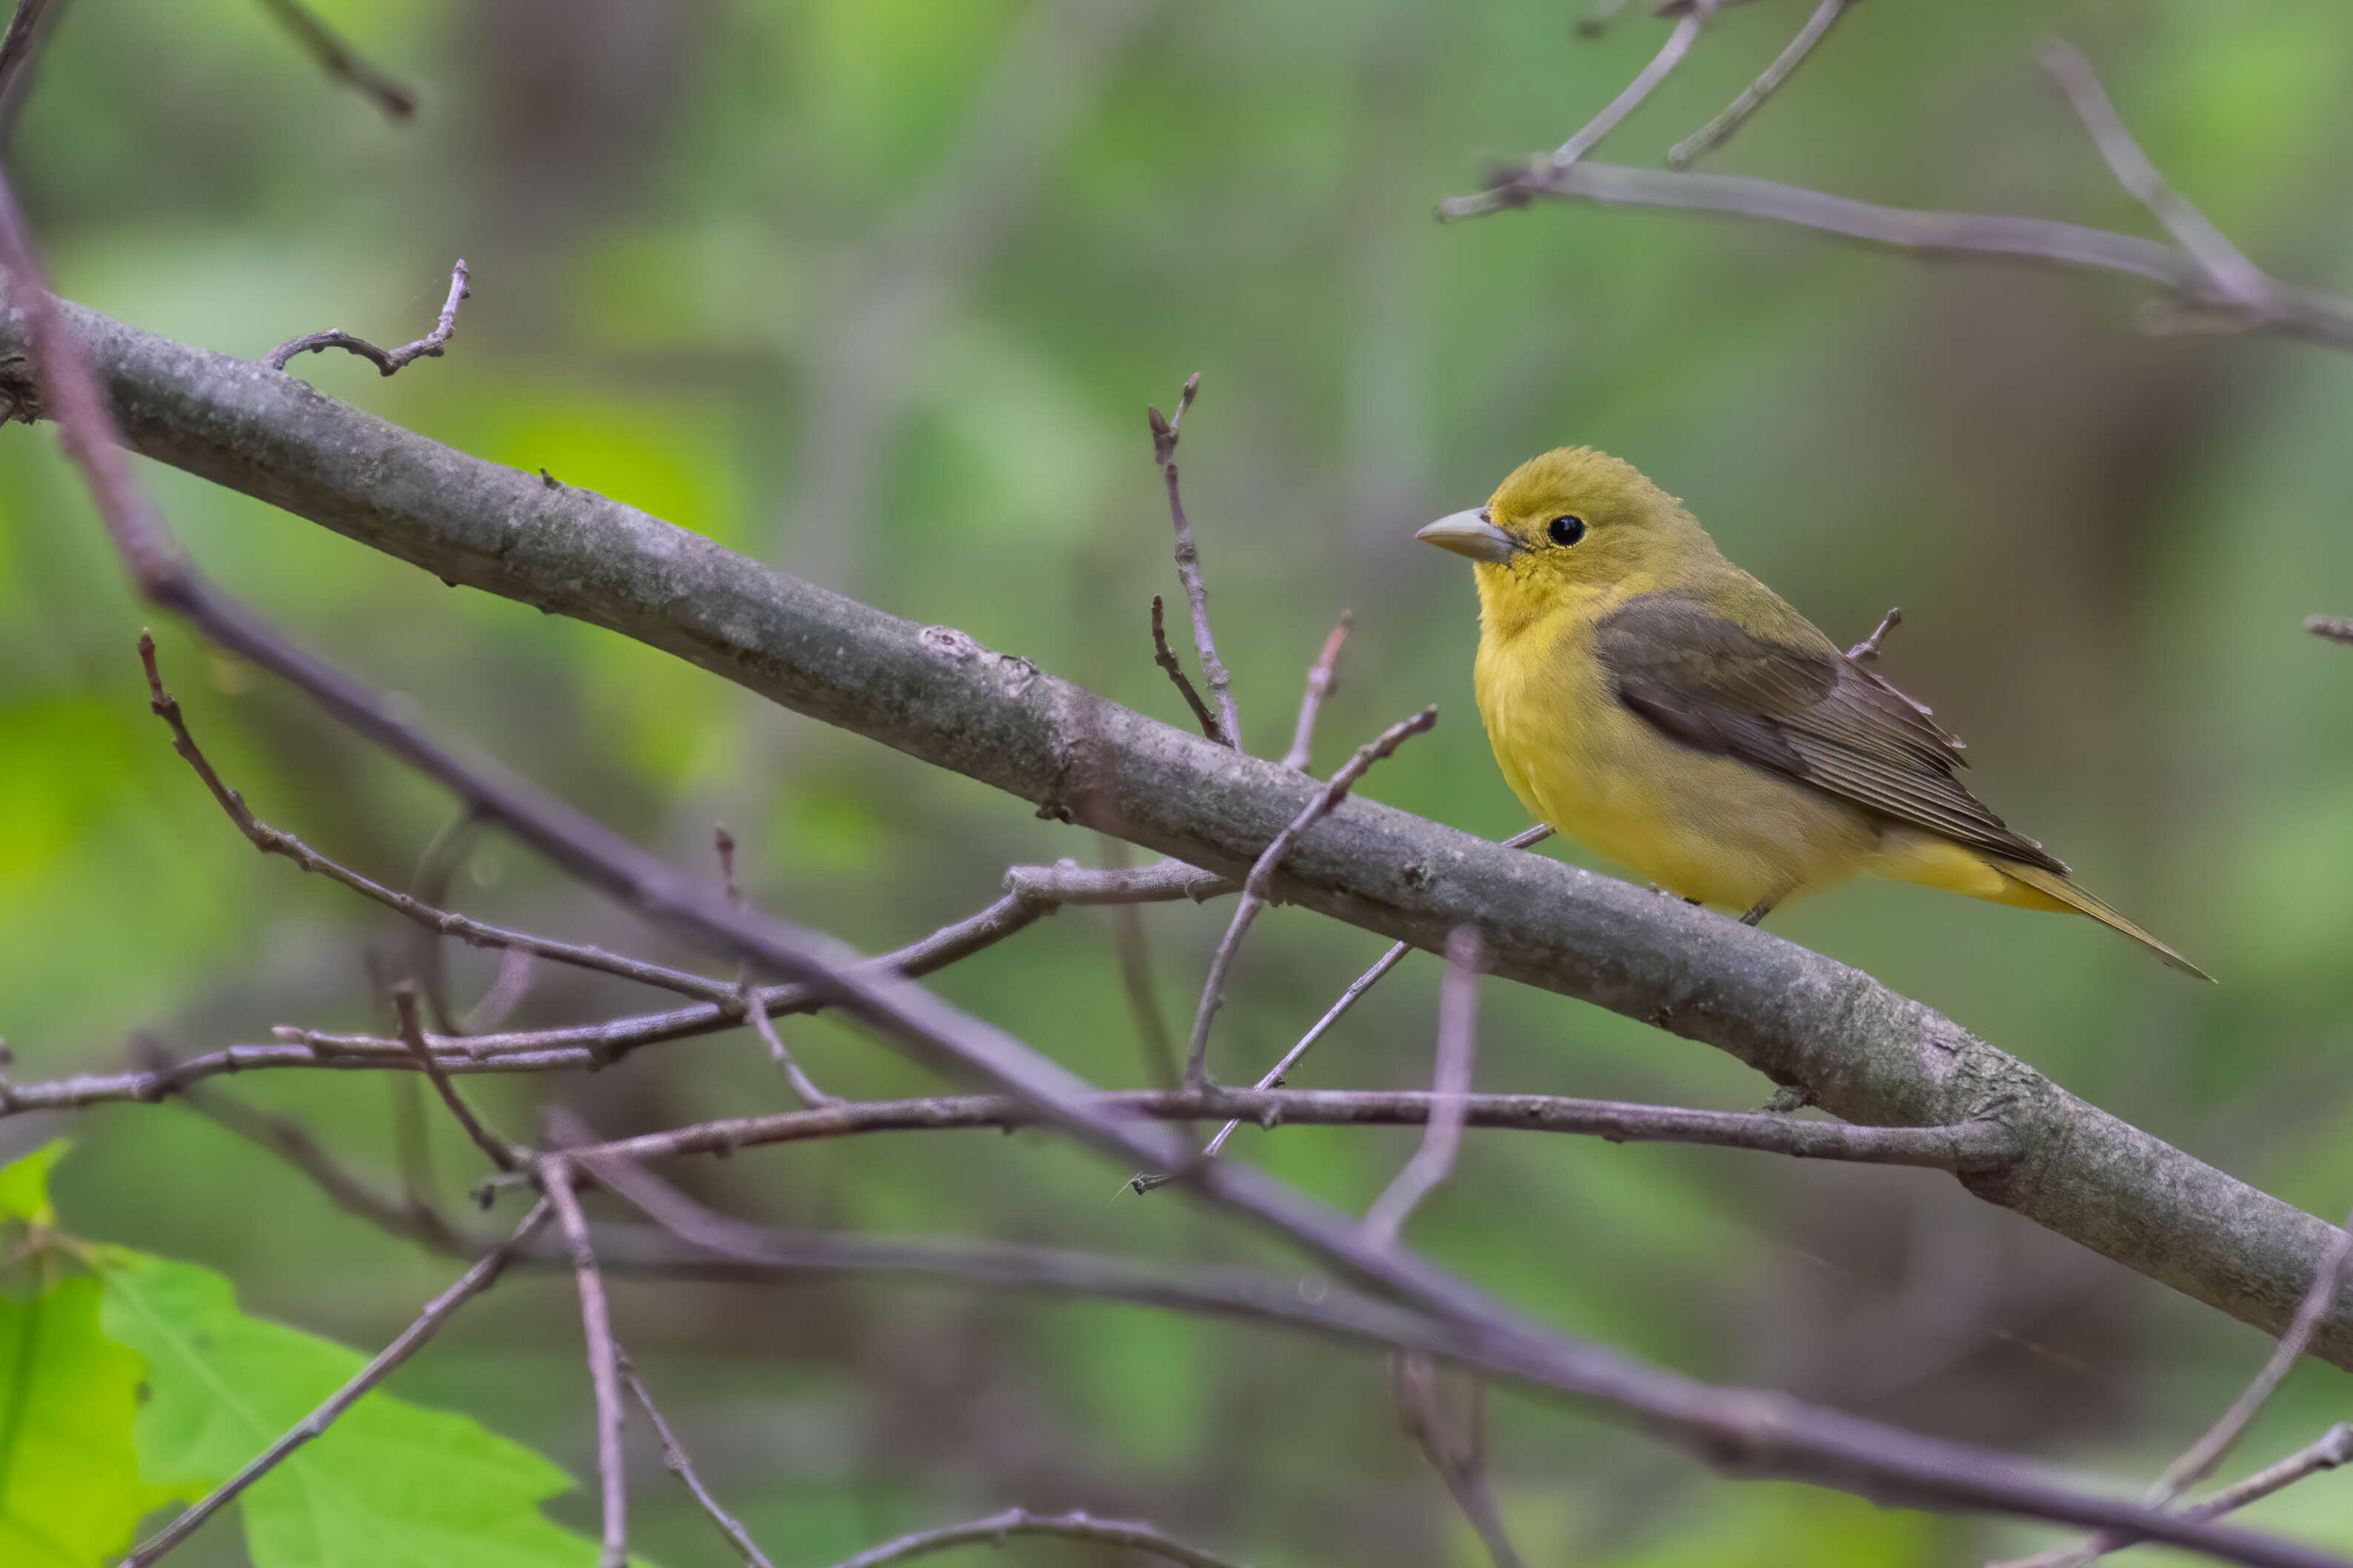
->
[1994,858,2214,983]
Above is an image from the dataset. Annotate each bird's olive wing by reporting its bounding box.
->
[1595,593,2067,873]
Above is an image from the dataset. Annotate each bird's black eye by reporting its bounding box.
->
[1547,515,1586,547]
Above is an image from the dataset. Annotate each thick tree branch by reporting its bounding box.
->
[9,290,2353,1375]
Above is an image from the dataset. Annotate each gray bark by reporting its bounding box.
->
[8,293,2344,1367]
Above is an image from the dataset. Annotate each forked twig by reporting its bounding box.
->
[1996,1204,2353,1568]
[1148,373,1242,749]
[267,259,470,374]
[1181,706,1438,1091]
[2040,41,2274,314]
[1554,0,1719,168]
[1168,825,1552,1182]
[717,825,835,1105]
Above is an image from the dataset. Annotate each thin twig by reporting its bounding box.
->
[138,633,738,1004]
[718,824,834,1105]
[1997,1427,2353,1568]
[1148,373,1241,750]
[179,1084,470,1254]
[1279,613,1352,773]
[745,987,836,1107]
[822,1506,1250,1568]
[2157,1205,2353,1496]
[1394,1355,1525,1568]
[1668,0,1857,168]
[265,259,469,374]
[1175,825,1552,1180]
[2000,1203,2353,1568]
[2040,41,2274,314]
[250,0,416,119]
[393,983,519,1172]
[545,1159,628,1568]
[121,1200,550,1567]
[1151,595,1222,743]
[1182,706,1438,1090]
[1360,929,1483,1250]
[0,875,1176,1110]
[568,1218,2353,1568]
[1845,605,1901,662]
[1554,0,1718,168]
[522,1087,2018,1175]
[619,1351,778,1568]
[2307,615,2353,645]
[2189,1426,2353,1526]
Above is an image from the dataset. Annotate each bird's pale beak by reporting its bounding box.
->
[1415,509,1518,564]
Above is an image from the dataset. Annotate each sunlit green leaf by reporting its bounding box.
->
[0,1275,165,1567]
[99,1252,618,1568]
[0,1141,68,1228]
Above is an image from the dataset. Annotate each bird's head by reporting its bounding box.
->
[1417,447,1717,630]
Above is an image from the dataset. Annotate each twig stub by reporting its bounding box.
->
[267,259,471,376]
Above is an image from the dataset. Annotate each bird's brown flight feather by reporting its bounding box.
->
[1595,592,2069,875]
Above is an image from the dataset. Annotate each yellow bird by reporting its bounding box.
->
[1417,447,2209,979]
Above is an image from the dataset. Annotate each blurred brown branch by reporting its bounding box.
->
[1443,41,2353,352]
[249,0,416,120]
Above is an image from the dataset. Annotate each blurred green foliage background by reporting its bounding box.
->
[6,0,2353,1562]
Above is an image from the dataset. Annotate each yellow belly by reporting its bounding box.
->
[1474,614,1880,911]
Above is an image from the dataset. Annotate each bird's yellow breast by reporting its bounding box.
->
[1472,592,1878,911]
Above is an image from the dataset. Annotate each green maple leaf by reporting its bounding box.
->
[0,1273,169,1567]
[99,1251,622,1568]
